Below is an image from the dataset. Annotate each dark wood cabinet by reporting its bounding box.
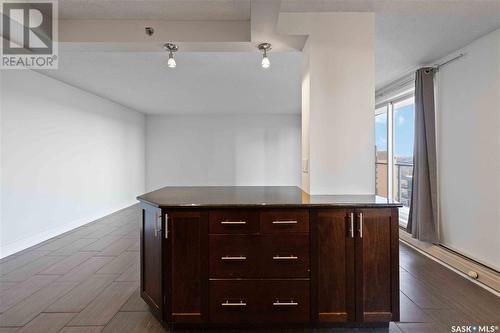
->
[168,211,208,324]
[140,203,163,321]
[355,208,400,323]
[312,209,355,323]
[312,208,400,324]
[138,186,400,329]
[208,208,311,325]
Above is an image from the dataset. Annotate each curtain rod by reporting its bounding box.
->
[433,53,466,71]
[376,75,415,99]
[376,53,466,98]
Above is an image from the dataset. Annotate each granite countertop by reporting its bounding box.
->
[137,186,402,208]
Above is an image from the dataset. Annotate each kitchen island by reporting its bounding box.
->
[137,186,401,328]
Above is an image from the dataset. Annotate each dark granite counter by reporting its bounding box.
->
[137,186,402,208]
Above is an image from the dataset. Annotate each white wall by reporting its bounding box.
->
[278,13,375,195]
[301,39,311,192]
[146,114,301,190]
[0,70,145,257]
[436,28,500,270]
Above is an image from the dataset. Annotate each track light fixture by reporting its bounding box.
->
[258,43,271,69]
[164,43,178,68]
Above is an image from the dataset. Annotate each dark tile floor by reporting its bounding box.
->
[0,205,498,332]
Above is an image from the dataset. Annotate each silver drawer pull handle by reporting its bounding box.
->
[221,256,247,260]
[273,255,298,260]
[349,212,354,238]
[221,221,247,225]
[273,301,298,306]
[272,220,298,224]
[222,301,247,307]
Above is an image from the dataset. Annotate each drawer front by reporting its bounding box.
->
[209,235,259,278]
[261,209,309,234]
[261,234,310,278]
[259,279,310,323]
[209,279,310,324]
[209,280,259,324]
[210,235,310,278]
[209,210,259,234]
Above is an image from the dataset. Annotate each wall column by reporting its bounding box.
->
[279,12,375,195]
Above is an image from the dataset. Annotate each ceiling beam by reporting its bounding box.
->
[60,19,250,43]
[57,1,306,53]
[251,0,306,51]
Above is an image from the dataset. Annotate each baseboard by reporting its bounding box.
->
[400,230,500,295]
[0,200,138,258]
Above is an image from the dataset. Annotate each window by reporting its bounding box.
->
[375,94,415,227]
[375,106,388,198]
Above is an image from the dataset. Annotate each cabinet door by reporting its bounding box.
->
[140,203,163,321]
[355,208,399,322]
[312,209,355,323]
[169,211,208,324]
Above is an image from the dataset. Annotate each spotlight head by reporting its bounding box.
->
[258,43,272,69]
[167,55,176,68]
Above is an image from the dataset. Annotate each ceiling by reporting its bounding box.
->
[59,0,251,21]
[48,0,500,113]
[39,51,301,114]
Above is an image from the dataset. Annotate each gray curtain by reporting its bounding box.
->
[407,68,438,242]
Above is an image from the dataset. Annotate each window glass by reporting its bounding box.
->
[393,97,415,226]
[374,94,415,227]
[375,107,388,198]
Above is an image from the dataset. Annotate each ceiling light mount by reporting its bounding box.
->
[258,42,272,52]
[164,43,178,53]
[145,27,154,36]
[164,43,178,68]
[258,43,272,69]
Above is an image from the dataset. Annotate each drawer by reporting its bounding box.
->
[209,210,259,234]
[261,209,309,234]
[209,280,259,324]
[261,234,310,278]
[259,279,310,323]
[209,279,310,324]
[209,235,259,278]
[210,235,310,278]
